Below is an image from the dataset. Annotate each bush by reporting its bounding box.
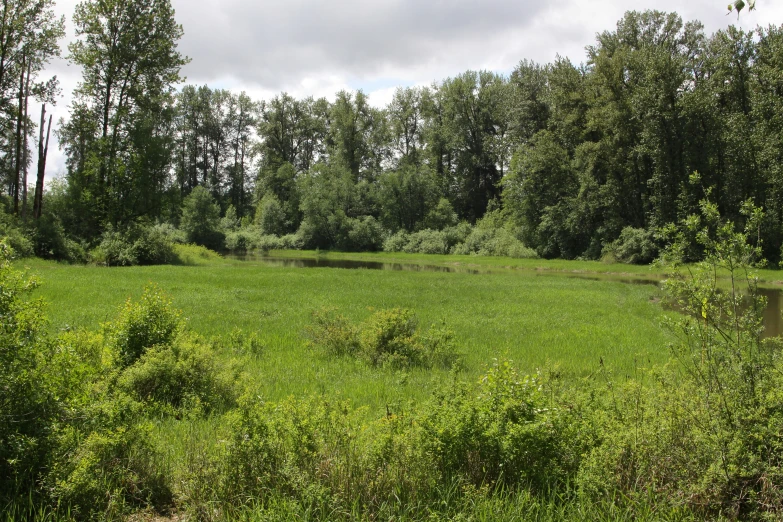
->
[108,285,182,367]
[117,335,238,413]
[0,212,33,257]
[256,193,288,236]
[360,308,423,368]
[151,222,187,244]
[51,422,172,520]
[308,307,461,369]
[601,227,658,264]
[31,213,87,262]
[180,186,225,251]
[0,241,53,502]
[346,216,384,252]
[92,223,176,266]
[225,227,259,252]
[418,360,581,491]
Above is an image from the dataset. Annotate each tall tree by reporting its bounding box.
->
[0,0,63,214]
[62,0,188,233]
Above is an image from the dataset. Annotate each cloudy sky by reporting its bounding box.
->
[40,0,783,178]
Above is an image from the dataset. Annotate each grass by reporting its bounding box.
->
[18,249,672,414]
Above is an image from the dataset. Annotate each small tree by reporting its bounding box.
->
[180,186,224,250]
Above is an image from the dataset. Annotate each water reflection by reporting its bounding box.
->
[227,254,483,274]
[228,254,783,338]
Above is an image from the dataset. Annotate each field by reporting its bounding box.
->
[19,248,673,413]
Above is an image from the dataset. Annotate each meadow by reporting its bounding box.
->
[20,248,673,412]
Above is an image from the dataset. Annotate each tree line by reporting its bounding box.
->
[2,1,783,264]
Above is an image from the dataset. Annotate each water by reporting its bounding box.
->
[227,254,783,337]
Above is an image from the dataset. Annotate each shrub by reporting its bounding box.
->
[0,212,33,257]
[602,227,658,264]
[256,193,288,236]
[360,308,423,368]
[418,360,579,491]
[225,227,259,252]
[346,216,384,252]
[308,307,461,370]
[108,285,182,367]
[31,213,87,262]
[151,222,188,244]
[423,198,459,230]
[180,186,225,250]
[117,335,238,413]
[306,308,360,357]
[51,422,172,520]
[92,223,176,266]
[0,241,53,502]
[383,230,409,252]
[402,229,450,255]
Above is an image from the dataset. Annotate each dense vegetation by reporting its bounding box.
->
[3,0,783,519]
[4,202,783,521]
[1,1,782,267]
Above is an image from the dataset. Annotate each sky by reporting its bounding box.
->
[39,0,783,180]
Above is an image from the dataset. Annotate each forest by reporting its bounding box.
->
[0,1,781,266]
[4,0,783,521]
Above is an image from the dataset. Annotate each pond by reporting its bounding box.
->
[228,254,783,338]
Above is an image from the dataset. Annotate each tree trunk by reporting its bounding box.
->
[12,55,24,215]
[33,105,52,219]
[20,59,30,219]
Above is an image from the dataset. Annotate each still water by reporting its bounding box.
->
[228,255,783,337]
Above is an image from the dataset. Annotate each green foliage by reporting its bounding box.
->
[346,215,384,252]
[225,227,260,252]
[419,360,582,491]
[31,214,88,263]
[423,198,459,230]
[117,334,238,413]
[256,193,288,236]
[180,186,225,251]
[601,227,659,264]
[0,241,53,501]
[308,307,461,370]
[306,308,361,357]
[0,212,34,258]
[50,423,172,520]
[92,223,176,266]
[108,285,182,367]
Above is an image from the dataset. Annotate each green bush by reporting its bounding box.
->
[360,308,423,368]
[308,307,461,370]
[346,216,384,252]
[92,223,176,266]
[601,227,658,264]
[51,422,172,520]
[453,227,537,258]
[256,193,288,236]
[225,227,259,252]
[0,241,53,502]
[418,360,579,491]
[117,335,237,413]
[0,212,33,257]
[108,285,182,367]
[306,308,361,357]
[31,213,87,262]
[180,186,225,251]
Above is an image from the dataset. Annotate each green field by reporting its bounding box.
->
[19,249,673,413]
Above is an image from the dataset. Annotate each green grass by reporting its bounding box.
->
[17,250,672,414]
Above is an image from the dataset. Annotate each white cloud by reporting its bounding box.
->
[36,0,783,182]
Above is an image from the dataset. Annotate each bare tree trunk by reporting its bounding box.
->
[33,104,52,219]
[20,59,30,219]
[12,55,24,214]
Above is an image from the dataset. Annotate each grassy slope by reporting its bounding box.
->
[19,249,671,414]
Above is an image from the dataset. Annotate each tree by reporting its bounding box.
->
[0,0,64,216]
[62,0,188,234]
[180,185,223,250]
